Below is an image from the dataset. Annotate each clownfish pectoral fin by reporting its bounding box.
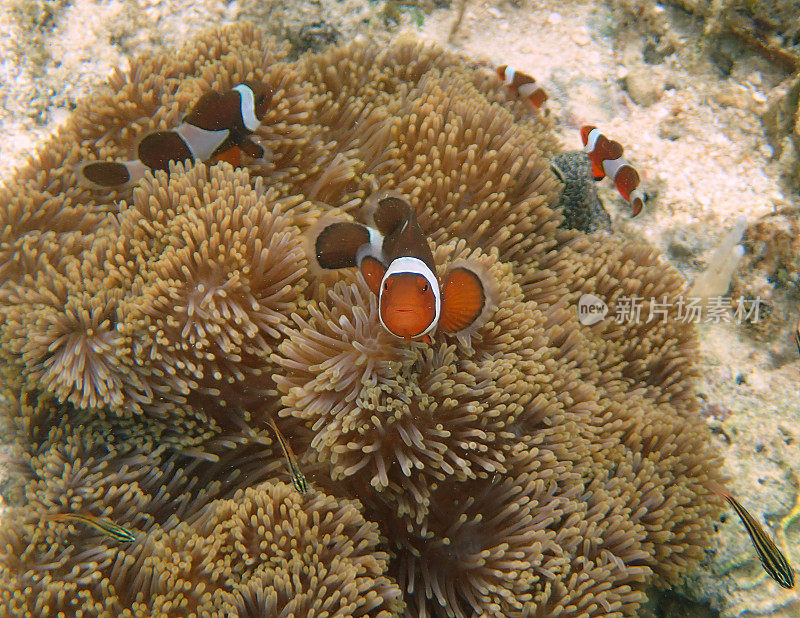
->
[439,267,486,333]
[315,221,372,270]
[79,160,148,189]
[210,144,243,167]
[418,334,433,344]
[359,255,386,297]
[237,136,266,160]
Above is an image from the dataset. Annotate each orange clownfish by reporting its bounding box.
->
[315,194,487,344]
[496,65,548,109]
[79,82,273,189]
[580,125,646,217]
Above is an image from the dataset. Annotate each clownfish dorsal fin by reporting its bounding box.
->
[184,89,243,132]
[439,267,486,333]
[370,194,414,237]
[186,84,270,135]
[368,193,435,271]
[315,221,372,270]
[360,255,387,297]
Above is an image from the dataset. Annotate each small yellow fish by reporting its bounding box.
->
[268,418,309,494]
[713,483,794,589]
[48,513,137,543]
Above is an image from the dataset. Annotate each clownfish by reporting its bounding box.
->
[315,194,488,344]
[496,65,548,109]
[580,125,646,217]
[80,82,272,188]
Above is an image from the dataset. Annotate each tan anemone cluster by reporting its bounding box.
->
[0,24,724,617]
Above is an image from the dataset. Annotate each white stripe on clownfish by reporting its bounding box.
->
[517,82,540,100]
[582,127,601,157]
[355,226,384,267]
[380,256,442,339]
[233,84,260,132]
[174,122,231,162]
[601,156,627,182]
[629,187,645,209]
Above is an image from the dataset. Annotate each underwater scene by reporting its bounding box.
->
[1,0,800,616]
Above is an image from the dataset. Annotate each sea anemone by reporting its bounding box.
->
[0,24,724,617]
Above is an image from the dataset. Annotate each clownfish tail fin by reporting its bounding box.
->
[315,221,372,270]
[78,159,148,189]
[630,189,646,217]
[439,266,486,333]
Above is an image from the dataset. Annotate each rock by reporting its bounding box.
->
[659,116,688,140]
[709,34,743,76]
[643,40,674,65]
[288,20,340,55]
[624,65,665,106]
[763,74,800,188]
[639,589,719,618]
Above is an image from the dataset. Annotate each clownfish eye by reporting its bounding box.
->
[383,281,389,291]
[422,283,428,292]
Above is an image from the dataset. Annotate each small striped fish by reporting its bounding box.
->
[48,513,137,543]
[793,316,800,357]
[269,418,309,495]
[719,490,794,589]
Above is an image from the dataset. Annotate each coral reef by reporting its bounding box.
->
[612,0,800,71]
[0,24,725,617]
[728,209,800,356]
[550,150,611,234]
[675,0,800,70]
[764,74,800,189]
